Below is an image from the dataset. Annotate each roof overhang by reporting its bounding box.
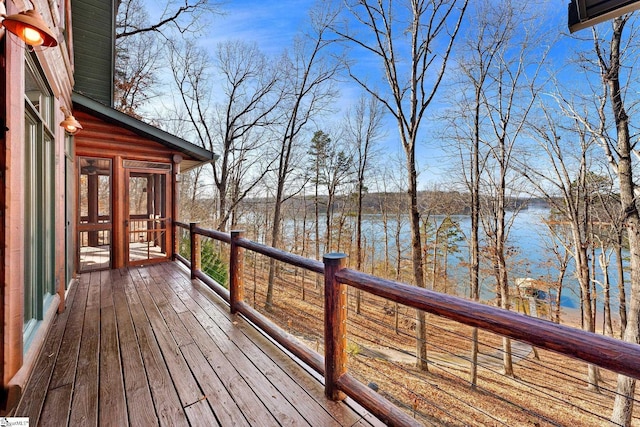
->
[72,92,216,172]
[568,0,640,32]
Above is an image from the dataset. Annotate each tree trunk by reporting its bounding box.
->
[431,220,439,291]
[577,243,599,391]
[600,252,614,336]
[616,233,627,338]
[407,153,428,371]
[607,17,638,425]
[355,178,364,314]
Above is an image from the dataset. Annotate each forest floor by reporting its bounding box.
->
[242,264,640,427]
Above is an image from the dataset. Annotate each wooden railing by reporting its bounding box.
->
[174,222,640,427]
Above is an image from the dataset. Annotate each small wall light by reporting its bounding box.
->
[1,0,57,47]
[60,107,82,135]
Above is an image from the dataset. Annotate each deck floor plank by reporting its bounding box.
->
[168,296,314,426]
[133,268,206,408]
[69,306,100,426]
[14,279,80,425]
[68,271,101,427]
[172,275,345,427]
[48,275,89,390]
[177,311,281,427]
[149,264,190,314]
[38,384,73,427]
[164,264,385,427]
[179,341,250,427]
[143,269,194,347]
[99,305,128,426]
[184,399,221,427]
[111,268,159,427]
[38,277,88,427]
[234,318,366,426]
[16,262,382,427]
[123,268,189,427]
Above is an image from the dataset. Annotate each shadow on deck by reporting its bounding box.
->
[13,262,382,426]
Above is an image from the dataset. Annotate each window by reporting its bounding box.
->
[23,53,56,350]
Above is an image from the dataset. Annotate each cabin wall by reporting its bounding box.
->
[2,0,74,411]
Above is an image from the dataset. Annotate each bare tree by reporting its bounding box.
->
[601,17,640,423]
[447,0,500,385]
[449,0,547,379]
[212,40,282,230]
[592,166,628,337]
[572,15,640,425]
[116,0,216,38]
[559,15,640,423]
[344,94,385,313]
[334,0,468,371]
[115,0,219,116]
[115,0,162,116]
[345,94,384,269]
[265,7,341,309]
[168,40,280,230]
[474,1,549,377]
[539,218,571,324]
[521,100,600,390]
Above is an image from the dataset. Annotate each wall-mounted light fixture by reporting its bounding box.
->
[1,0,57,47]
[60,107,82,135]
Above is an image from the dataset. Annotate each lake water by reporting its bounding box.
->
[350,208,629,315]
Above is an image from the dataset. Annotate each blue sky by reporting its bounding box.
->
[202,1,310,54]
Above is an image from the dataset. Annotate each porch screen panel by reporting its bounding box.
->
[78,157,112,272]
[128,170,168,263]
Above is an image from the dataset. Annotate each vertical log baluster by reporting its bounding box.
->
[190,222,201,280]
[230,230,245,314]
[324,252,348,401]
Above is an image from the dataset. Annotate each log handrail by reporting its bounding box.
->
[236,237,324,274]
[336,267,640,381]
[174,222,640,427]
[78,223,113,232]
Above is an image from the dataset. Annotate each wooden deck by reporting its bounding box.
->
[13,262,383,426]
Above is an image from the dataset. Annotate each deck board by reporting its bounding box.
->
[48,275,88,390]
[15,280,79,425]
[68,303,100,427]
[98,305,128,426]
[122,269,188,427]
[111,269,159,427]
[14,262,382,426]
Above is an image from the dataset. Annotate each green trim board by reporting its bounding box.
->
[72,0,116,106]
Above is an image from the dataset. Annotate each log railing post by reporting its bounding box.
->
[324,252,348,401]
[230,230,245,314]
[172,222,178,261]
[190,222,201,280]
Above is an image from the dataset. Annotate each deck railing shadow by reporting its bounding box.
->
[175,221,640,426]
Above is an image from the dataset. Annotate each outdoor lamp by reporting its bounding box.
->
[1,0,58,47]
[60,107,82,135]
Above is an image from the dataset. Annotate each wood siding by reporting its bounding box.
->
[72,0,115,106]
[74,111,187,161]
[3,0,74,407]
